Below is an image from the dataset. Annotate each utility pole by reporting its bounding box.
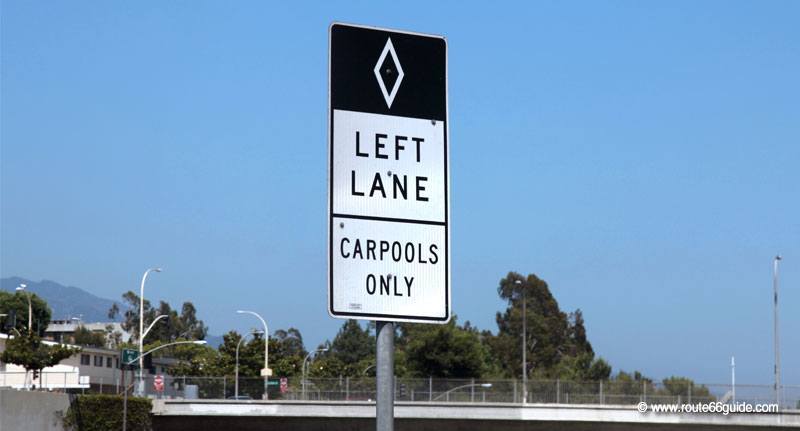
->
[376,321,394,431]
[773,255,781,407]
[514,279,527,404]
[731,356,736,403]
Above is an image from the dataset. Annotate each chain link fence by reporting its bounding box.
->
[124,375,800,409]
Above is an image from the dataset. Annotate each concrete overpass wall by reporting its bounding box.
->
[152,400,800,431]
[0,389,70,431]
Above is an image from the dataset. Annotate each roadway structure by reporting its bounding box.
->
[152,400,800,431]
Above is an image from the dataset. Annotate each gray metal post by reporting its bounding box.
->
[522,284,527,404]
[556,379,560,404]
[774,255,782,407]
[643,381,647,403]
[599,380,604,404]
[122,369,128,431]
[376,321,394,431]
[429,376,432,402]
[513,379,517,403]
[346,376,350,401]
[471,378,475,402]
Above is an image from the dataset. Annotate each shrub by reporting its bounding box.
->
[63,394,152,431]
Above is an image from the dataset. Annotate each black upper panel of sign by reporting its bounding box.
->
[330,23,447,121]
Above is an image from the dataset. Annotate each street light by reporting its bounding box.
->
[773,255,782,407]
[126,340,207,367]
[235,330,264,399]
[514,279,528,404]
[15,284,31,332]
[142,315,169,341]
[138,267,162,395]
[302,348,328,400]
[122,340,205,431]
[236,310,271,399]
[432,383,492,401]
[363,364,376,375]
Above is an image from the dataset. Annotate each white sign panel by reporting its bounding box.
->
[329,23,449,323]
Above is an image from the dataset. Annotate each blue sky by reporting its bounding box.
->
[1,1,798,385]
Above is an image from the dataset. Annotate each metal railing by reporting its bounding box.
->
[127,375,800,410]
[0,370,85,390]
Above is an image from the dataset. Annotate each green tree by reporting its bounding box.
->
[104,324,124,349]
[269,328,307,377]
[485,272,602,380]
[398,317,495,378]
[660,376,713,400]
[213,330,267,377]
[1,330,79,387]
[109,292,207,343]
[313,320,374,377]
[167,343,222,377]
[606,370,653,397]
[0,290,52,336]
[72,325,107,348]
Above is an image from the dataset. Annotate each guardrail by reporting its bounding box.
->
[131,375,800,410]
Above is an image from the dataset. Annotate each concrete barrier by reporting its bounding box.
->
[151,400,800,431]
[0,389,70,431]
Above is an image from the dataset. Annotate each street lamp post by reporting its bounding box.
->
[514,279,527,404]
[15,284,31,331]
[773,255,782,407]
[235,330,263,399]
[363,364,375,375]
[237,310,270,399]
[122,340,205,431]
[302,348,328,400]
[138,267,162,395]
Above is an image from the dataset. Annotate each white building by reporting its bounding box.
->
[44,319,131,345]
[0,333,176,393]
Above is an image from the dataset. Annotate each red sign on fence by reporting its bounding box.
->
[154,375,164,392]
[280,377,288,394]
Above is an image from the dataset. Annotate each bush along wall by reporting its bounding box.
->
[63,394,152,431]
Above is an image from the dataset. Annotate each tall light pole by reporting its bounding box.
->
[138,267,162,395]
[15,284,31,332]
[122,340,205,431]
[237,310,271,399]
[235,330,263,399]
[515,279,527,404]
[303,348,328,400]
[773,255,782,407]
[731,356,736,403]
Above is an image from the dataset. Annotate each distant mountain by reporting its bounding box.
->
[0,277,123,322]
[0,276,224,344]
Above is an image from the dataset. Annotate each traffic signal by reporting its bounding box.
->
[3,310,16,332]
[32,369,40,381]
[398,383,407,398]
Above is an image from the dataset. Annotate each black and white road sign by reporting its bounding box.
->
[328,23,449,323]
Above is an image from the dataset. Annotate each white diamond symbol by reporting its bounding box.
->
[374,37,404,109]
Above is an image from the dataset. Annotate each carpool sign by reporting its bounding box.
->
[328,23,450,323]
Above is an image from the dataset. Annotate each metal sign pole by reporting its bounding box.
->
[376,321,394,431]
[122,366,128,431]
